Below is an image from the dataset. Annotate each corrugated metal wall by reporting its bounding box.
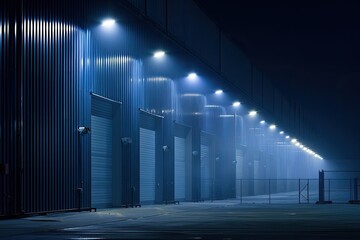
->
[0,0,322,216]
[252,66,263,106]
[0,0,22,216]
[20,0,90,213]
[146,0,167,30]
[167,1,220,71]
[221,33,252,97]
[263,76,274,114]
[122,0,306,136]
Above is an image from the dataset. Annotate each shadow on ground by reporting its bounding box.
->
[1,200,360,239]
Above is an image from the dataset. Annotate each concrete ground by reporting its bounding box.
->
[1,200,360,239]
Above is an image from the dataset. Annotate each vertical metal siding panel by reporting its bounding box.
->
[91,23,145,204]
[0,0,22,215]
[263,77,274,114]
[221,33,252,97]
[0,0,4,215]
[167,0,220,70]
[126,0,146,14]
[17,0,90,214]
[274,90,282,122]
[252,67,263,106]
[283,99,290,129]
[146,0,166,30]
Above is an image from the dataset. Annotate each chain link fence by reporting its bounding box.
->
[231,178,360,204]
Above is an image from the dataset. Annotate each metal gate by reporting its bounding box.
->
[91,97,113,208]
[174,136,186,200]
[140,128,156,203]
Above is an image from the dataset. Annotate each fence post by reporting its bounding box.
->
[318,170,325,203]
[350,178,353,201]
[240,179,243,204]
[328,179,331,201]
[307,179,309,204]
[269,179,271,204]
[354,178,358,201]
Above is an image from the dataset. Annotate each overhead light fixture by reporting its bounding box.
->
[215,89,223,95]
[154,51,165,58]
[249,110,257,117]
[232,101,241,107]
[188,72,197,80]
[269,124,276,130]
[260,120,265,124]
[102,18,116,27]
[285,135,290,139]
[280,131,284,135]
[291,138,297,143]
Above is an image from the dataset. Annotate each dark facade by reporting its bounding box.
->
[0,0,324,216]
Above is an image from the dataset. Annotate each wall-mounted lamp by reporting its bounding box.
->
[78,126,90,135]
[249,110,257,117]
[102,18,116,27]
[188,72,197,80]
[154,51,165,58]
[121,137,132,145]
[162,145,169,152]
[215,89,223,95]
[232,101,241,107]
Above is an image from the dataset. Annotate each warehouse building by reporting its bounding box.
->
[0,0,324,216]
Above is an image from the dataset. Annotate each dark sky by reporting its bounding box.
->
[195,0,360,162]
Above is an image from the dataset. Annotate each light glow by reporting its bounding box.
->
[269,124,276,130]
[188,72,197,79]
[260,120,266,124]
[285,135,290,139]
[249,110,257,117]
[154,51,165,58]
[215,89,223,95]
[280,131,284,135]
[232,101,241,107]
[102,19,116,27]
[291,138,297,143]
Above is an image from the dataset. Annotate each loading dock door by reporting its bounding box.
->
[236,148,244,199]
[200,144,211,200]
[174,136,186,200]
[140,128,156,202]
[91,98,113,208]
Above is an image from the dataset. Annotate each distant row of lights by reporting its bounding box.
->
[101,19,324,161]
[154,49,323,160]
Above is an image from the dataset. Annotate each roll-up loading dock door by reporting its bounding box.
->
[140,128,156,202]
[91,94,121,208]
[200,131,215,201]
[174,123,192,201]
[174,137,186,199]
[235,148,244,199]
[139,110,163,204]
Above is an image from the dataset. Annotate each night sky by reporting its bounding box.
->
[195,0,360,165]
